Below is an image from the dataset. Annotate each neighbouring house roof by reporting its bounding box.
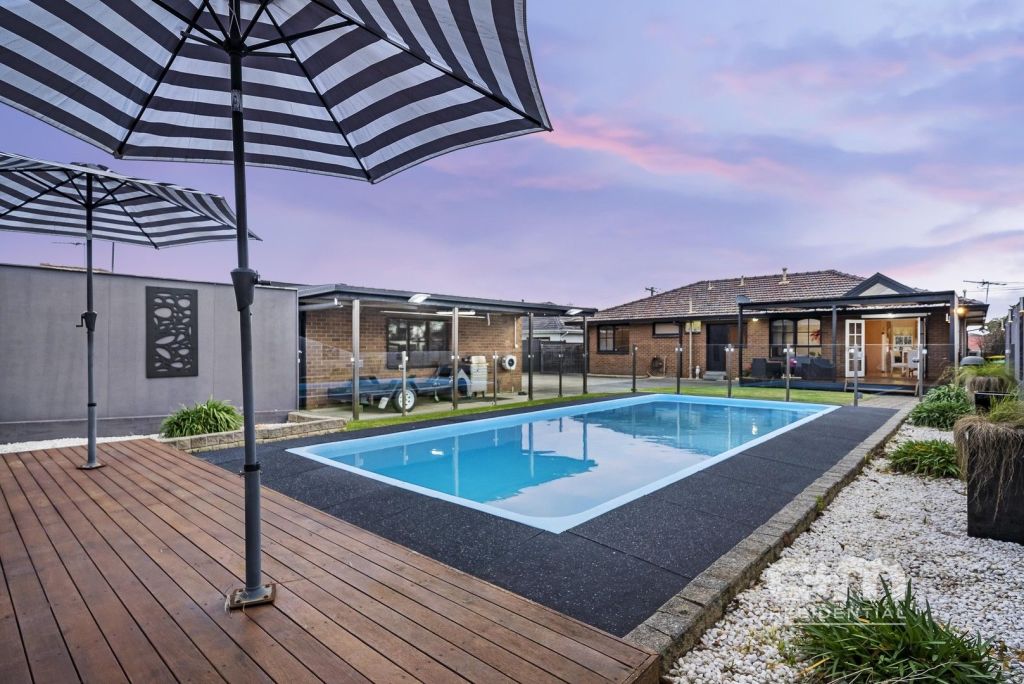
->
[593,269,866,321]
[299,283,596,317]
[521,315,583,338]
[592,269,988,323]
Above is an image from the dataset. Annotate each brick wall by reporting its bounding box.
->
[587,321,748,379]
[303,308,522,407]
[588,311,955,383]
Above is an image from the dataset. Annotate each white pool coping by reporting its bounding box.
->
[288,394,839,533]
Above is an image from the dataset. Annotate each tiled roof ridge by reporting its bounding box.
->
[598,268,867,315]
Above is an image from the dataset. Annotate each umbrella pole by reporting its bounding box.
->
[226,25,274,609]
[79,174,102,470]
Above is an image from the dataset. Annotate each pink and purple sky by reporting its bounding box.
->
[2,1,1022,314]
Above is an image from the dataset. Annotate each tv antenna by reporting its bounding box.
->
[644,286,658,297]
[964,279,1006,303]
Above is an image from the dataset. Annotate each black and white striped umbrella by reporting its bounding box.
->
[0,0,550,609]
[0,152,238,246]
[0,150,243,471]
[0,0,550,180]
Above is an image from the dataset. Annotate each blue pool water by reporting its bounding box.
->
[289,395,835,532]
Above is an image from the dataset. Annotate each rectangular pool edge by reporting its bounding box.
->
[287,395,839,533]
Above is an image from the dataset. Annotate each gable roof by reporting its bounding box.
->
[593,269,867,321]
[843,272,917,297]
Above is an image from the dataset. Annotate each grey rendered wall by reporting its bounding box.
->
[0,264,298,436]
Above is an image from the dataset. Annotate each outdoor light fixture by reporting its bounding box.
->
[956,305,968,318]
[408,293,430,304]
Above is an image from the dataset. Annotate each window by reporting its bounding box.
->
[770,318,821,358]
[652,322,681,337]
[387,318,449,367]
[597,325,630,353]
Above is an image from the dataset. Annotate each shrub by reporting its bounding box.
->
[986,398,1024,428]
[956,363,1017,393]
[889,439,960,478]
[160,398,244,438]
[909,397,973,430]
[792,580,1005,683]
[922,383,969,404]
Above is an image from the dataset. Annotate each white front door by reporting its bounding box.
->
[846,319,864,377]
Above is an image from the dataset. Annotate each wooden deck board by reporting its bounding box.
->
[1,440,660,684]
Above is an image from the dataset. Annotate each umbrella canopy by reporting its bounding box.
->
[0,0,550,180]
[0,152,239,245]
[0,0,550,609]
[0,150,243,469]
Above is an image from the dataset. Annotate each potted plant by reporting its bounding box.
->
[953,399,1024,545]
[956,362,1017,409]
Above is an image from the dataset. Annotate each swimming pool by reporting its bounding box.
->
[289,395,836,532]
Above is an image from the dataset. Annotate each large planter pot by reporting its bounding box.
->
[954,416,1024,545]
[964,375,1015,408]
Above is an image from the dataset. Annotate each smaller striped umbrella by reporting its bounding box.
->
[0,151,249,468]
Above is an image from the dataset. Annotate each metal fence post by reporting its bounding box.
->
[558,351,564,397]
[675,346,682,394]
[631,345,638,393]
[851,346,861,407]
[351,298,360,420]
[917,347,927,401]
[400,350,408,416]
[493,351,499,405]
[725,344,734,398]
[451,306,459,411]
[784,346,793,402]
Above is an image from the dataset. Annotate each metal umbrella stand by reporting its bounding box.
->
[0,152,240,469]
[1,0,551,609]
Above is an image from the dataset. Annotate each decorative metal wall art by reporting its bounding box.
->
[146,286,198,378]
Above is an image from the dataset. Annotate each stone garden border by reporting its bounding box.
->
[625,403,914,673]
[159,413,347,453]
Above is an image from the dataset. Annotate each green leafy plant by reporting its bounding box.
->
[792,580,1005,683]
[889,439,959,478]
[160,398,244,438]
[909,397,973,430]
[986,398,1024,428]
[922,383,969,404]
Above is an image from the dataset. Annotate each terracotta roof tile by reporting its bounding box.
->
[593,269,866,321]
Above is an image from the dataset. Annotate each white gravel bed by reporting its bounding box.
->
[669,423,1024,683]
[0,434,156,454]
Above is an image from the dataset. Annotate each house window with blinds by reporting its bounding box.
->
[770,318,822,357]
[597,325,630,353]
[387,319,450,368]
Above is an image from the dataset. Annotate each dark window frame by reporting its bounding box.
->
[596,324,630,354]
[769,317,822,358]
[386,317,451,368]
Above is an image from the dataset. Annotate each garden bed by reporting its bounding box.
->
[158,413,347,452]
[668,422,1024,682]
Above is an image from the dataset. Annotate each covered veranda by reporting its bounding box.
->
[737,290,988,394]
[297,284,596,420]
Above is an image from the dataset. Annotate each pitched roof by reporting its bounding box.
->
[593,269,867,321]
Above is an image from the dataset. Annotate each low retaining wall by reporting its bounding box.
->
[160,415,347,453]
[626,404,913,673]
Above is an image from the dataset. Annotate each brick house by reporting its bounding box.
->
[299,283,593,409]
[589,269,987,389]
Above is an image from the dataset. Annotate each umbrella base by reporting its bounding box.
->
[226,583,276,610]
[77,463,106,470]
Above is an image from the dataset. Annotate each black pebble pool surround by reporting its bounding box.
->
[200,397,896,636]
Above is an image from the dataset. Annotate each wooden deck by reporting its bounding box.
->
[0,440,658,683]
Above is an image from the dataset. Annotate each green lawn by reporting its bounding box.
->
[649,384,855,405]
[344,385,852,431]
